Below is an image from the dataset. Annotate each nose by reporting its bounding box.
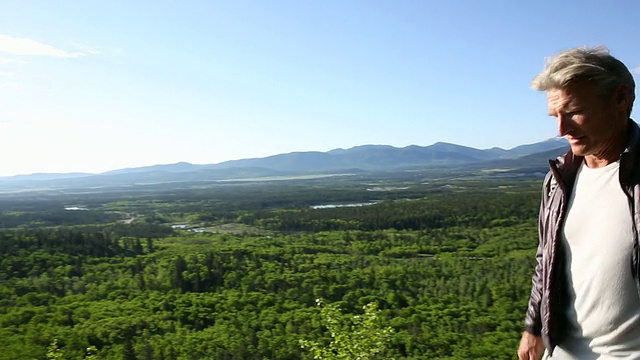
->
[557,114,572,136]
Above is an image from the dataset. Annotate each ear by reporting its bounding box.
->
[612,84,632,112]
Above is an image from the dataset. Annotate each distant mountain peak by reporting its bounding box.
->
[431,141,456,146]
[100,161,201,175]
[429,142,477,151]
[548,136,567,142]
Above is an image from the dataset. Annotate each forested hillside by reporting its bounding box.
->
[0,178,541,359]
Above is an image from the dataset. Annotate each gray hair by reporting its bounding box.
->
[532,46,635,116]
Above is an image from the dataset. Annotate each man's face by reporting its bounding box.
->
[546,82,624,158]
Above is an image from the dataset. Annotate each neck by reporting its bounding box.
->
[584,121,629,168]
[584,155,619,168]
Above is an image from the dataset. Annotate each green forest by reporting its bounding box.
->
[0,176,542,359]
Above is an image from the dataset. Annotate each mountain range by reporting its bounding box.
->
[0,138,569,192]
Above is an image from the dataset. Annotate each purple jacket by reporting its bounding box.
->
[524,120,640,356]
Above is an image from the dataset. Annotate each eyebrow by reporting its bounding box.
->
[548,101,580,117]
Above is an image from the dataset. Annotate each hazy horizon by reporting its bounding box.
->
[0,136,568,178]
[1,1,638,177]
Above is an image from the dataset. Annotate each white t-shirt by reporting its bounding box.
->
[547,160,640,359]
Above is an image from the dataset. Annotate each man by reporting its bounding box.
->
[517,46,639,360]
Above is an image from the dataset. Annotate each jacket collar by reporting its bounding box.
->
[623,118,640,154]
[619,119,640,186]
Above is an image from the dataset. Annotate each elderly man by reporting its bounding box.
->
[517,47,639,360]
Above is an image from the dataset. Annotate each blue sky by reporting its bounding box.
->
[0,1,639,176]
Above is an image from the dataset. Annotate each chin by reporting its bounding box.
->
[569,144,589,157]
